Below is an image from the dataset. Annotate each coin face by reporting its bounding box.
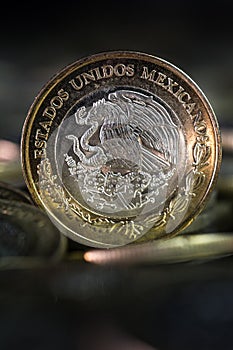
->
[21,51,222,248]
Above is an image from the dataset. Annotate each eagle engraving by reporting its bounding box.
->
[65,90,182,214]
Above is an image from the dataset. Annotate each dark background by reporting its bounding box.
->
[0,0,232,142]
[1,1,233,349]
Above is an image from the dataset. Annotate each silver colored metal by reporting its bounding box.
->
[62,90,185,217]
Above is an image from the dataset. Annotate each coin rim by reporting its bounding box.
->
[20,50,222,242]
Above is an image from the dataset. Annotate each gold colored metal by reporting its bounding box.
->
[21,51,222,248]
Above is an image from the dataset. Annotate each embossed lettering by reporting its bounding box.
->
[58,89,69,101]
[42,89,69,119]
[140,66,197,117]
[35,128,48,140]
[34,148,46,159]
[102,65,114,78]
[173,85,184,97]
[42,106,56,120]
[162,77,179,93]
[126,64,135,76]
[35,140,46,148]
[177,91,191,103]
[50,96,63,109]
[35,89,69,159]
[140,66,157,82]
[39,120,52,132]
[82,70,96,85]
[155,72,167,85]
[114,63,126,76]
[69,64,135,91]
[92,67,103,80]
[185,102,196,115]
[34,128,48,158]
[69,76,83,90]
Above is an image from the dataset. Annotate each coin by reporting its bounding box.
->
[0,181,32,204]
[83,232,233,266]
[0,199,67,261]
[21,51,222,248]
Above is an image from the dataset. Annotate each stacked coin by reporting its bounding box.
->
[0,181,67,269]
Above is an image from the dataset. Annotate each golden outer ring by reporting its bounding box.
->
[21,51,222,246]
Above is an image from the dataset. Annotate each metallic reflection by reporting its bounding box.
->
[84,233,233,265]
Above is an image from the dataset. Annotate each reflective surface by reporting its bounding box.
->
[21,52,221,247]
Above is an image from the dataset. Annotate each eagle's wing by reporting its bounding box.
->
[98,99,142,168]
[107,90,183,173]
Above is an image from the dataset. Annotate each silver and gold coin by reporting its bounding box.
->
[21,51,222,248]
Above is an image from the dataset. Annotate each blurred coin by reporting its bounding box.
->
[21,51,221,248]
[221,128,233,153]
[0,139,19,162]
[216,148,233,198]
[182,197,233,234]
[0,199,67,264]
[0,139,24,187]
[219,155,233,178]
[83,232,233,266]
[217,176,233,198]
[0,181,32,204]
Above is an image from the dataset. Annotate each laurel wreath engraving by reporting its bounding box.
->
[37,159,147,239]
[38,158,72,216]
[163,111,211,222]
